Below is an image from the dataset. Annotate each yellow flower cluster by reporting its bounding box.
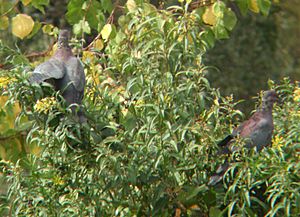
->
[293,87,300,102]
[272,135,284,150]
[0,76,16,88]
[34,97,57,114]
[53,175,65,186]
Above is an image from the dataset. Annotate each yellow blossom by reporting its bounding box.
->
[0,76,16,88]
[82,51,97,63]
[134,99,145,106]
[86,86,100,101]
[293,87,300,102]
[272,135,284,150]
[34,97,57,114]
[53,175,65,186]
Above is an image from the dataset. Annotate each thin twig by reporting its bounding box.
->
[0,0,20,17]
[25,41,55,60]
[83,0,121,51]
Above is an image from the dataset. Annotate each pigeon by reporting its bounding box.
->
[29,29,86,122]
[208,90,278,186]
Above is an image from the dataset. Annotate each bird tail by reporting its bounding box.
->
[217,134,233,147]
[208,162,230,186]
[77,109,87,124]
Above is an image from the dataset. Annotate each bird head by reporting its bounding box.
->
[262,90,279,110]
[58,29,70,48]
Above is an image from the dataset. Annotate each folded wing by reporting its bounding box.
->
[29,58,66,84]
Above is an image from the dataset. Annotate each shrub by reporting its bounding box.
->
[1,1,299,216]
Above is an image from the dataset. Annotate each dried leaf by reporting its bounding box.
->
[203,6,217,26]
[94,39,104,50]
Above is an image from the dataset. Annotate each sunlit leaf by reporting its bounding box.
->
[42,24,54,34]
[127,0,137,12]
[249,0,260,13]
[73,20,91,35]
[101,24,112,41]
[12,14,35,39]
[94,39,104,50]
[21,0,32,6]
[202,6,217,26]
[213,1,226,18]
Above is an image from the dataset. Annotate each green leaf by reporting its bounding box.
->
[15,121,34,131]
[185,185,208,201]
[42,24,54,34]
[101,0,113,13]
[27,21,42,38]
[31,0,50,13]
[0,1,14,14]
[73,20,91,35]
[123,115,137,131]
[213,1,226,18]
[209,207,222,217]
[66,0,104,31]
[213,25,229,40]
[200,29,215,48]
[0,16,9,30]
[257,0,271,16]
[235,0,249,15]
[86,0,103,30]
[223,9,237,31]
[66,0,85,25]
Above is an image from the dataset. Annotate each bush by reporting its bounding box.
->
[0,1,299,216]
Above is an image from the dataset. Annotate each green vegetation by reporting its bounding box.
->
[0,0,299,216]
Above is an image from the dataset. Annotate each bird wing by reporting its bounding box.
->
[65,57,85,92]
[217,112,264,148]
[233,112,264,137]
[29,58,66,84]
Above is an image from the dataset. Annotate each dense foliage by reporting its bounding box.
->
[0,0,299,216]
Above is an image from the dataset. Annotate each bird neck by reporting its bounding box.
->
[261,101,273,112]
[57,42,70,49]
[54,46,73,60]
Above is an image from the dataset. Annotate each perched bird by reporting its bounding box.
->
[29,29,86,121]
[208,90,278,186]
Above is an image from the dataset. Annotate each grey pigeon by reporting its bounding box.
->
[208,90,278,186]
[29,30,86,121]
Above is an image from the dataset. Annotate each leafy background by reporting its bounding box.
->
[0,0,299,216]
